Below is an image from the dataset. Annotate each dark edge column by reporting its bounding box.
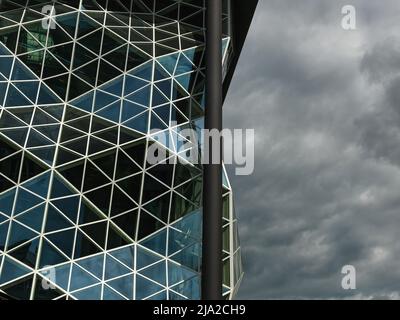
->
[202,0,223,300]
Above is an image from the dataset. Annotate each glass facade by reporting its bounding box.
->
[0,0,242,300]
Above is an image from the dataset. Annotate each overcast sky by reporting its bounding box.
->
[224,0,400,299]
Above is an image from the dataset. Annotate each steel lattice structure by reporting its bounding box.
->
[0,0,254,300]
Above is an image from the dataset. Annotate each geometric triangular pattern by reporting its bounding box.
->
[0,0,242,300]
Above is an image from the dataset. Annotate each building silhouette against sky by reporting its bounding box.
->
[0,0,256,300]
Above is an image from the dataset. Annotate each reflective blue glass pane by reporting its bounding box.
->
[139,260,166,286]
[22,171,51,198]
[109,245,135,270]
[8,222,37,249]
[171,276,200,299]
[103,285,126,300]
[0,257,31,285]
[107,274,134,299]
[135,274,163,300]
[40,263,70,290]
[168,262,197,286]
[70,264,99,291]
[104,254,131,280]
[16,203,45,232]
[140,228,167,255]
[72,284,101,300]
[0,188,16,216]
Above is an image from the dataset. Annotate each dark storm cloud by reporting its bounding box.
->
[224,0,400,299]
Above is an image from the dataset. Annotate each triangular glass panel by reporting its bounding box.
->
[124,75,147,96]
[7,221,38,250]
[70,91,94,112]
[0,56,13,78]
[106,274,134,300]
[104,254,131,280]
[0,188,16,216]
[8,107,34,124]
[88,136,113,155]
[157,53,179,75]
[136,246,161,270]
[46,228,76,258]
[153,63,170,81]
[125,85,150,106]
[150,112,168,131]
[51,195,80,223]
[76,253,104,280]
[90,150,116,179]
[128,61,152,81]
[61,138,87,158]
[168,228,197,256]
[0,256,31,285]
[80,221,107,249]
[171,275,200,299]
[45,205,74,233]
[8,237,40,268]
[0,110,26,128]
[139,260,166,286]
[70,264,99,291]
[74,230,102,259]
[0,128,28,146]
[29,146,56,165]
[39,263,70,291]
[110,188,137,217]
[21,170,50,198]
[72,284,102,300]
[56,147,83,166]
[78,199,104,225]
[83,161,110,192]
[40,105,64,121]
[11,60,36,81]
[103,285,126,300]
[170,242,201,271]
[116,173,143,204]
[111,208,138,237]
[58,158,86,189]
[14,188,43,215]
[55,12,78,37]
[26,129,53,148]
[34,124,60,142]
[168,262,197,286]
[124,111,149,134]
[39,239,69,268]
[37,84,61,104]
[175,73,192,92]
[96,101,121,123]
[14,81,39,103]
[16,203,45,233]
[20,152,47,182]
[121,100,146,122]
[143,192,171,223]
[5,85,32,107]
[135,274,163,300]
[0,222,10,250]
[50,174,76,199]
[140,227,167,255]
[106,225,131,250]
[108,245,135,271]
[94,90,119,111]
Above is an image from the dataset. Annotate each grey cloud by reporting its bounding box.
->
[360,39,400,84]
[224,0,400,299]
[357,39,400,167]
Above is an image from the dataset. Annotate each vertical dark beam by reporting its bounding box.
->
[202,0,223,300]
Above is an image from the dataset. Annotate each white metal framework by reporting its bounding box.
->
[0,0,242,300]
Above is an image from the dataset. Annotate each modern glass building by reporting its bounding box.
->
[0,0,257,300]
